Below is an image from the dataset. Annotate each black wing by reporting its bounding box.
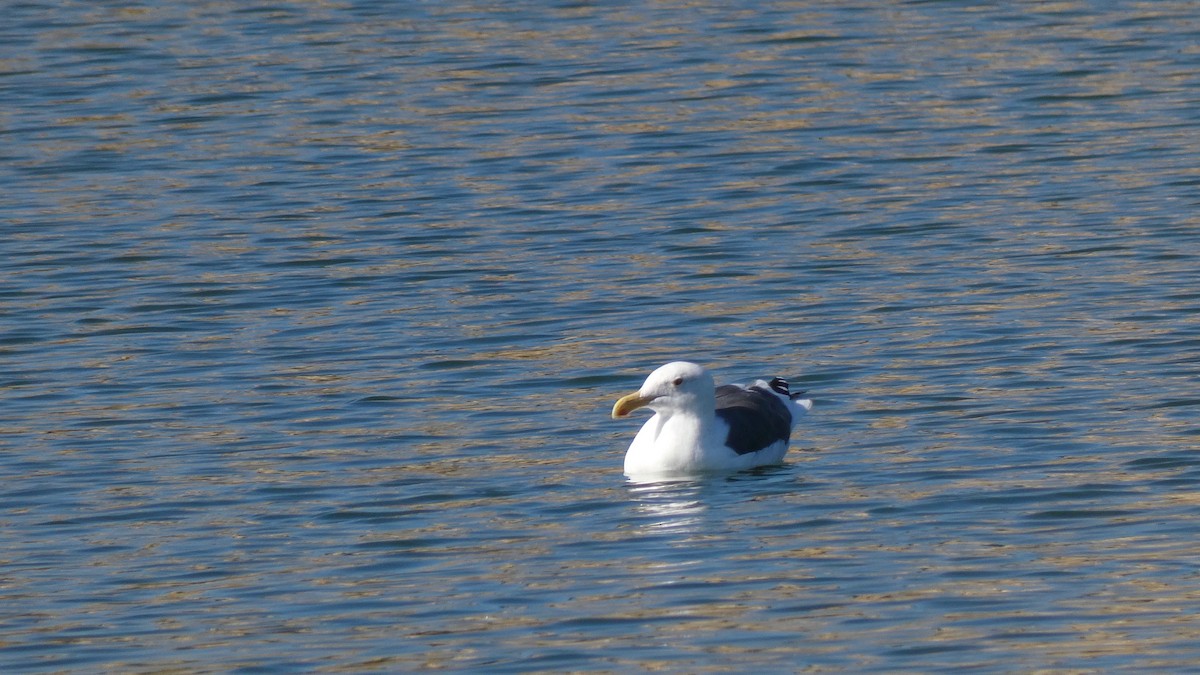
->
[713,384,792,455]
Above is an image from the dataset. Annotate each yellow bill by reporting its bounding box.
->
[612,392,655,419]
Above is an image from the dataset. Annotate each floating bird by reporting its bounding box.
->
[612,361,812,477]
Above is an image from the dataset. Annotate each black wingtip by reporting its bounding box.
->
[769,377,809,401]
[767,377,790,396]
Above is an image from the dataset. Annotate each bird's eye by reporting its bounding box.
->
[672,377,684,386]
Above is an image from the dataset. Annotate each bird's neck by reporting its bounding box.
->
[655,405,717,436]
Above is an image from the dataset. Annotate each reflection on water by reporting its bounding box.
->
[627,478,707,535]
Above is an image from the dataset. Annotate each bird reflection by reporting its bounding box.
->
[625,477,708,535]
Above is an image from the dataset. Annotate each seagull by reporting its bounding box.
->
[612,361,812,477]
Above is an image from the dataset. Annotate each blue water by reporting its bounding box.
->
[4,1,1200,671]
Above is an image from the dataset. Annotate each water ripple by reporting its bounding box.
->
[4,0,1200,671]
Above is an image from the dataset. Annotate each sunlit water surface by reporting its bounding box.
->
[4,1,1200,671]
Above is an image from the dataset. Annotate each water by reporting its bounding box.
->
[4,0,1200,671]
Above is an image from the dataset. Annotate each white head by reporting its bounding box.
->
[612,361,716,418]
